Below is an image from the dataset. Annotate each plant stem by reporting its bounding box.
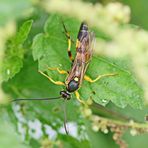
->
[91,114,148,132]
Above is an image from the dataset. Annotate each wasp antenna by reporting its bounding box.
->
[61,18,69,38]
[11,96,62,102]
[63,99,69,135]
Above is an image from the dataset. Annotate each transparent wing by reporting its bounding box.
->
[66,31,95,86]
[85,31,95,63]
[79,31,95,84]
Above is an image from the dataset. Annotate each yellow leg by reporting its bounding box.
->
[62,21,74,62]
[47,67,68,75]
[39,71,65,86]
[84,73,117,83]
[76,39,80,49]
[75,91,86,106]
[67,35,73,61]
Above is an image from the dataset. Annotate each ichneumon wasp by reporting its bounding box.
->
[12,20,116,134]
[38,21,116,104]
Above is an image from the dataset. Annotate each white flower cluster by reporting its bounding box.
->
[12,103,87,142]
[44,0,130,35]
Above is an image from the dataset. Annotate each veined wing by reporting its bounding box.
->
[79,31,95,84]
[66,30,95,87]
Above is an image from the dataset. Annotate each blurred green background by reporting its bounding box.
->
[0,0,148,148]
[84,0,148,30]
[119,0,148,30]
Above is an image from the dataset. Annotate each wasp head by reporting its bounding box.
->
[60,91,71,100]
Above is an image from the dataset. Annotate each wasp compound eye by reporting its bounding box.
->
[60,91,71,100]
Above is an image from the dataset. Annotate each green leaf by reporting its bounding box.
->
[107,102,148,122]
[32,14,143,109]
[80,56,143,109]
[1,20,33,81]
[13,20,33,46]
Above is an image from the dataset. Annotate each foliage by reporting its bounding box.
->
[0,0,148,148]
[1,20,33,81]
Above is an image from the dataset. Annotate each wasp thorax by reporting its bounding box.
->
[60,91,71,100]
[67,80,79,92]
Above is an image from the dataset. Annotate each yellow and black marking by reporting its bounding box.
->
[74,77,79,82]
[76,39,80,48]
[62,21,74,63]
